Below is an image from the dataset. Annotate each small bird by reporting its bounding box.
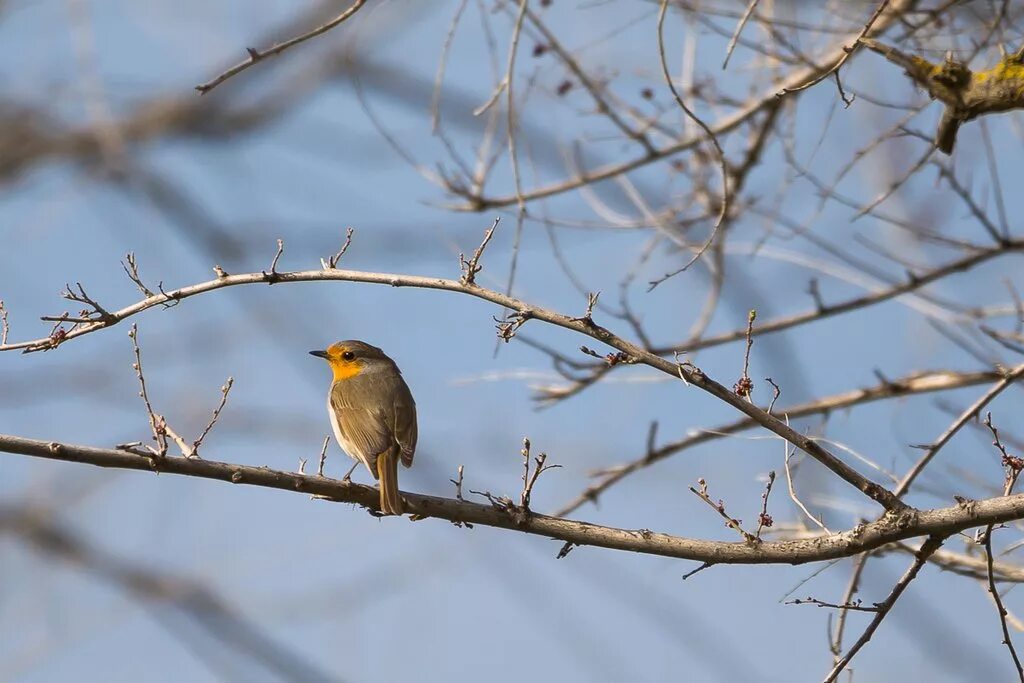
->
[310,340,417,515]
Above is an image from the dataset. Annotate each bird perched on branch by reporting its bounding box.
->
[310,340,417,515]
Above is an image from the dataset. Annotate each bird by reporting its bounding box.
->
[309,340,417,515]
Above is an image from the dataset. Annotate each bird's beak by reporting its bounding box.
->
[309,349,329,359]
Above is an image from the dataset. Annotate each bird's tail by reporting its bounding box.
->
[376,450,404,516]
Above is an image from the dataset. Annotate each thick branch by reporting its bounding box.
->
[3,433,1024,566]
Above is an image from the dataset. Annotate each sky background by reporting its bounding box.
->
[2,1,1024,681]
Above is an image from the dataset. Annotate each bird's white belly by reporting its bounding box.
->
[327,392,359,463]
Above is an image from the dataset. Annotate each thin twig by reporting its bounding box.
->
[128,324,167,457]
[689,478,758,545]
[778,0,891,97]
[651,0,731,286]
[191,377,234,458]
[756,471,776,539]
[787,597,879,612]
[824,535,945,683]
[321,228,355,270]
[317,437,330,477]
[450,464,466,502]
[0,300,7,346]
[734,309,756,399]
[722,0,761,70]
[460,218,499,285]
[896,363,1024,497]
[195,0,368,94]
[986,527,1024,680]
[121,252,155,297]
[786,445,832,534]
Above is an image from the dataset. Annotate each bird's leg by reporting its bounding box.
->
[341,461,359,482]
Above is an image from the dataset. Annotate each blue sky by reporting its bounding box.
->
[2,1,1024,681]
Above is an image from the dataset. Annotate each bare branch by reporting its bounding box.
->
[459,218,499,286]
[195,0,368,94]
[317,436,330,477]
[825,535,945,683]
[689,478,759,545]
[756,471,776,540]
[986,528,1024,680]
[6,434,1024,566]
[321,227,355,270]
[191,377,234,457]
[127,324,167,457]
[121,252,155,298]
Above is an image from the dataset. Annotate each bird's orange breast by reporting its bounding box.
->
[331,362,364,382]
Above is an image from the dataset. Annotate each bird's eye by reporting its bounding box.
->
[342,351,355,361]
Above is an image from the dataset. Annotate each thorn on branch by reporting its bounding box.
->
[460,218,499,286]
[322,227,355,269]
[213,265,230,278]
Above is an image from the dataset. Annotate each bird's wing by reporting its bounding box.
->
[392,379,417,468]
[330,383,392,476]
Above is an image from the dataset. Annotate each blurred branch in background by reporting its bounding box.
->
[3,0,1024,680]
[0,503,342,682]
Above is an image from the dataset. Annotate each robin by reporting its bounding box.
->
[310,340,418,515]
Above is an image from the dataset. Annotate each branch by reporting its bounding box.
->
[558,369,1003,516]
[861,38,1024,154]
[6,434,1024,567]
[0,505,341,683]
[195,0,368,94]
[539,237,1024,407]
[446,0,917,210]
[824,535,945,682]
[0,260,906,511]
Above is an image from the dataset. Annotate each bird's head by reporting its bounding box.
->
[309,340,391,382]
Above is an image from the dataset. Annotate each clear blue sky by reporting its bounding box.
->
[2,2,1023,681]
